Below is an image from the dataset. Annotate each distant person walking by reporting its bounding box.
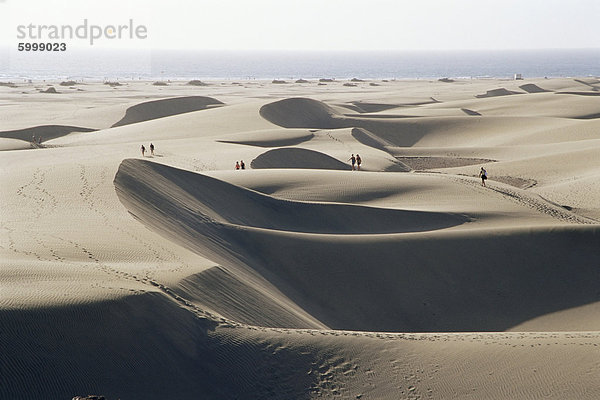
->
[240,160,245,170]
[150,143,154,155]
[348,154,356,170]
[356,154,362,170]
[479,167,488,187]
[235,161,240,170]
[141,145,146,157]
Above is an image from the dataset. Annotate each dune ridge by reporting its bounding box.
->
[115,159,600,333]
[115,159,468,236]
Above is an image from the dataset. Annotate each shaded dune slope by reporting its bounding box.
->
[242,227,600,332]
[4,292,600,399]
[0,125,96,142]
[259,97,340,129]
[475,88,523,98]
[115,159,466,236]
[349,128,411,171]
[0,292,322,400]
[251,148,350,170]
[350,127,396,152]
[519,83,552,93]
[115,159,600,332]
[112,96,224,127]
[259,97,431,147]
[461,108,482,116]
[217,128,314,148]
[336,101,408,113]
[114,159,466,329]
[259,97,584,148]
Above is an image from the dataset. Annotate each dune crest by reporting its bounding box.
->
[115,159,467,236]
[114,159,600,333]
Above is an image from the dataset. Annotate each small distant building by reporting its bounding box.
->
[514,73,523,80]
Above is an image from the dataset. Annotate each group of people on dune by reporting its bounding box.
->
[235,160,246,170]
[140,143,155,157]
[348,153,362,170]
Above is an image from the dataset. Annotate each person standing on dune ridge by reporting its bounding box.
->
[356,154,362,170]
[141,145,146,157]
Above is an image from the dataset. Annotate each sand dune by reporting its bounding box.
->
[475,88,523,98]
[519,83,552,93]
[259,97,340,128]
[251,147,351,170]
[574,78,600,89]
[350,127,397,151]
[4,78,600,399]
[49,101,277,148]
[0,124,96,142]
[217,128,315,147]
[114,159,600,333]
[423,91,600,118]
[258,96,600,149]
[112,96,224,127]
[338,101,404,113]
[0,138,33,151]
[115,159,468,235]
[206,168,567,222]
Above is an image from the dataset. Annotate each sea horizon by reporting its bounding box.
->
[1,48,599,82]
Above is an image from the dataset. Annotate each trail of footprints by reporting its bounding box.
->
[173,155,216,173]
[15,167,59,220]
[11,167,60,262]
[65,163,224,321]
[10,165,207,302]
[76,163,194,279]
[452,175,597,224]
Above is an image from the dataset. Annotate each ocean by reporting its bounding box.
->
[1,48,599,82]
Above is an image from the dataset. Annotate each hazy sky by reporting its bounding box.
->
[1,0,599,50]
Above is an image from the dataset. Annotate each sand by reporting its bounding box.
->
[2,77,600,399]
